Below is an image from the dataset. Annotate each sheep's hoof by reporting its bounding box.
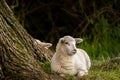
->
[77,71,88,77]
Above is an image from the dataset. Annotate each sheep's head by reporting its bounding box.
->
[57,36,83,56]
[35,39,52,49]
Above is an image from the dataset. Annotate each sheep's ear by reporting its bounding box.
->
[60,38,65,43]
[42,43,52,49]
[75,38,83,44]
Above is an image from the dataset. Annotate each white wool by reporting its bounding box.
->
[51,36,91,77]
[35,39,52,49]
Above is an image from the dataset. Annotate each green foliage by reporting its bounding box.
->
[78,15,120,59]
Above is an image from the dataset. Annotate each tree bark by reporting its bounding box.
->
[0,0,51,79]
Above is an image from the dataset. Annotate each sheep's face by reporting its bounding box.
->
[59,36,83,56]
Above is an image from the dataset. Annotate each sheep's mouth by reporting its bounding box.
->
[72,52,76,55]
[68,52,76,56]
[72,50,77,54]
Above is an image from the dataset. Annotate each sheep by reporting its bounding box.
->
[51,36,91,77]
[34,39,53,62]
[34,39,52,49]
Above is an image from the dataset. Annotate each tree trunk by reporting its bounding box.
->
[0,0,51,79]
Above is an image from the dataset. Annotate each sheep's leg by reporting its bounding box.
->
[56,67,67,77]
[57,66,76,76]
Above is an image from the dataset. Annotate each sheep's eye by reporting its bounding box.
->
[65,42,69,45]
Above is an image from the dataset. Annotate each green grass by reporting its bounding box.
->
[89,58,120,80]
[90,69,120,80]
[78,15,120,59]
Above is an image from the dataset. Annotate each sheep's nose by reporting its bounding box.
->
[73,49,77,53]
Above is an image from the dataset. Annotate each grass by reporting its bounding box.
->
[89,58,120,80]
[82,58,120,80]
[78,15,120,59]
[89,69,120,80]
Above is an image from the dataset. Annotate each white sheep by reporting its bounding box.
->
[34,39,52,49]
[51,36,91,77]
